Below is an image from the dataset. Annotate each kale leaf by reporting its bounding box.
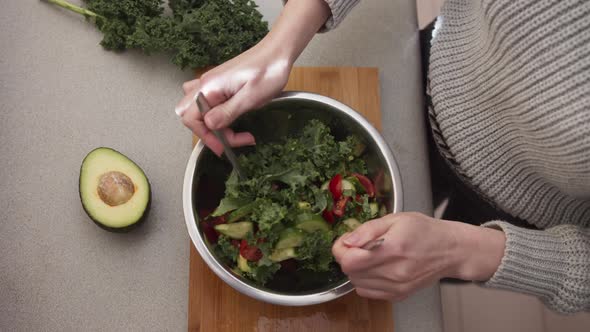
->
[252,199,287,233]
[44,0,268,69]
[214,235,238,265]
[211,197,249,217]
[297,231,335,272]
[246,259,280,285]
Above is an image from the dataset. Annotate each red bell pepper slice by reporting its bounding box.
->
[197,207,214,220]
[200,214,227,244]
[240,239,263,262]
[333,196,350,217]
[329,174,343,201]
[322,209,335,224]
[210,215,227,226]
[352,173,375,197]
[201,221,219,244]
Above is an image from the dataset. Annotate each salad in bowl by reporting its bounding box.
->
[199,120,386,289]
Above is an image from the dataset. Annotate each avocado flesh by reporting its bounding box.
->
[79,148,150,231]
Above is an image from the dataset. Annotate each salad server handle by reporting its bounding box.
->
[196,92,246,180]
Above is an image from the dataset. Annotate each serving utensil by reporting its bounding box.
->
[195,92,246,180]
[361,238,384,251]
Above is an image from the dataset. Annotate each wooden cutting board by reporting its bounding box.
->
[188,67,393,332]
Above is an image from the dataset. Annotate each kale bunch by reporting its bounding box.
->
[44,0,268,69]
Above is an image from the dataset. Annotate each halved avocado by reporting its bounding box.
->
[79,147,151,232]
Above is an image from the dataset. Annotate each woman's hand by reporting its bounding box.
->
[175,0,331,156]
[332,212,506,301]
[175,40,292,156]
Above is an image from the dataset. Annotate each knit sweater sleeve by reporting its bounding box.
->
[321,0,359,30]
[282,0,360,31]
[481,221,590,313]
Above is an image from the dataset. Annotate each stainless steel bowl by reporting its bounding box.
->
[183,91,403,306]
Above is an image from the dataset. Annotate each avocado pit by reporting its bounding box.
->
[97,171,135,206]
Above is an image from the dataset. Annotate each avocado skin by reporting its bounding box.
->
[82,189,151,233]
[78,147,152,233]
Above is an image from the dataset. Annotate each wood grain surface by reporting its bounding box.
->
[188,67,393,332]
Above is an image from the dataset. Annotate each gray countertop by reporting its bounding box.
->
[0,0,442,331]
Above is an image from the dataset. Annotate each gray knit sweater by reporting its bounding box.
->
[320,0,590,313]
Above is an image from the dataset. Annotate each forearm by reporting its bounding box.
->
[263,0,331,64]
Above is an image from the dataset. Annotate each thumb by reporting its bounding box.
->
[204,90,253,130]
[342,217,393,248]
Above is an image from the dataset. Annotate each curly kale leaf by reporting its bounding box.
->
[126,16,179,54]
[171,0,268,68]
[347,194,373,222]
[214,235,238,265]
[297,231,335,272]
[95,18,132,51]
[85,0,163,50]
[84,0,163,24]
[46,0,268,69]
[168,0,206,13]
[252,199,287,233]
[245,259,281,285]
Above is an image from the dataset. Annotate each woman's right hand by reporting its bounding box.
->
[174,0,332,156]
[175,39,292,156]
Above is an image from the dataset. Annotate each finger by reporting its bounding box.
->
[200,132,225,157]
[332,239,374,275]
[349,277,397,292]
[355,270,438,300]
[355,288,392,301]
[202,84,230,107]
[204,88,256,130]
[182,79,200,94]
[220,128,256,147]
[182,108,254,155]
[342,217,394,248]
[181,118,224,156]
[332,233,353,263]
[180,107,224,156]
[175,89,200,117]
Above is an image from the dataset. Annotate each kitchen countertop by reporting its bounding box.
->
[0,0,442,331]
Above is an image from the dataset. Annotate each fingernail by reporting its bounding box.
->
[175,101,191,117]
[244,133,256,146]
[343,232,360,246]
[205,112,223,130]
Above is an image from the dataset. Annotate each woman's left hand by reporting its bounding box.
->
[332,212,505,301]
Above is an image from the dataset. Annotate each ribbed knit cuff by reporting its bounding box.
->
[481,221,590,313]
[282,0,360,32]
[322,0,360,31]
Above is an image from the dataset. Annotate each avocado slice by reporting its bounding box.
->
[214,221,253,239]
[79,147,151,232]
[276,228,305,249]
[342,218,362,231]
[269,247,297,262]
[237,254,252,273]
[369,203,379,218]
[295,213,331,233]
